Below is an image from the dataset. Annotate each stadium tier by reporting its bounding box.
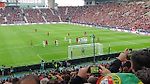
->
[0,1,150,84]
[0,1,149,30]
[0,0,149,68]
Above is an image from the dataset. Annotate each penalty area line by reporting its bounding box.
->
[37,54,44,60]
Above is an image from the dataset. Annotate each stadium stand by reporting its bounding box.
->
[1,7,25,24]
[71,2,150,30]
[0,1,149,30]
[0,8,5,24]
[0,1,150,84]
[40,9,60,22]
[0,16,4,24]
[24,9,45,23]
[57,7,67,22]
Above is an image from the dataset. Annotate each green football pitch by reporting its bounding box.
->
[0,24,150,67]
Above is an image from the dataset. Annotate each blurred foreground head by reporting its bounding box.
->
[131,48,150,71]
[131,48,150,84]
[19,75,40,84]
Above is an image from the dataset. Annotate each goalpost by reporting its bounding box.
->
[68,43,103,59]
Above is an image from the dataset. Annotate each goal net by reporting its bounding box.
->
[68,43,103,59]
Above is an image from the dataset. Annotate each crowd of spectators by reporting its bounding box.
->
[40,9,60,22]
[24,9,45,23]
[0,48,150,84]
[0,7,25,24]
[0,1,150,83]
[70,2,150,31]
[0,1,149,31]
[0,7,60,24]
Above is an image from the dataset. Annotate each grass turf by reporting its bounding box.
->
[0,24,150,67]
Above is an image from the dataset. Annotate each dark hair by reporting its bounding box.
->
[19,75,40,84]
[131,48,150,71]
[122,61,131,68]
[12,77,19,84]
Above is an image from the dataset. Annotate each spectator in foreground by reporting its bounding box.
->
[99,48,150,84]
[109,48,129,73]
[70,67,89,84]
[18,75,40,84]
[131,48,150,84]
[70,48,150,84]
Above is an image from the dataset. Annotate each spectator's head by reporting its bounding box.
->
[40,77,49,84]
[19,75,40,84]
[12,77,19,84]
[47,80,60,84]
[131,48,150,84]
[131,48,150,72]
[87,76,98,84]
[62,74,70,84]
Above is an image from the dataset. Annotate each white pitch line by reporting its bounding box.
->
[37,54,44,60]
[124,41,137,44]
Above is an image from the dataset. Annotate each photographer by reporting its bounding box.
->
[69,49,130,84]
[109,48,129,73]
[70,67,89,84]
[70,48,150,84]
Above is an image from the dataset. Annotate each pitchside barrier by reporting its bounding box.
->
[0,53,119,76]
